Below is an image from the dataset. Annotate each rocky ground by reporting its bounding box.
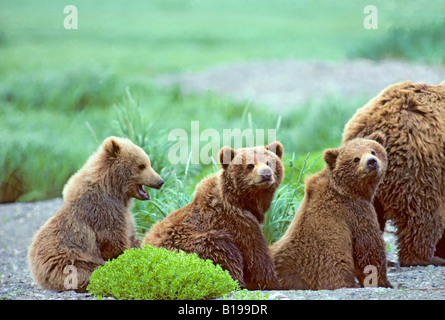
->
[2,59,445,300]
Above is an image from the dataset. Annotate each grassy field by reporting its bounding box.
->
[1,0,444,242]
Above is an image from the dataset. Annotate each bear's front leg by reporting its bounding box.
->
[352,217,393,288]
[189,230,247,288]
[126,213,142,248]
[396,205,445,267]
[242,239,280,290]
[96,227,131,261]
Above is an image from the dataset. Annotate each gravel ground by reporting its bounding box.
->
[1,198,444,300]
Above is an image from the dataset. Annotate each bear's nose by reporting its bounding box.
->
[367,157,378,169]
[259,167,273,180]
[158,179,164,189]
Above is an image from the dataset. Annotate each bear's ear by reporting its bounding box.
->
[323,148,339,171]
[219,146,236,170]
[103,137,121,158]
[365,131,385,146]
[265,141,283,159]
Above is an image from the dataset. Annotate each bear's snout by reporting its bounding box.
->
[366,156,379,171]
[259,167,273,180]
[252,165,274,187]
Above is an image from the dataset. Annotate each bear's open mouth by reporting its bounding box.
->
[137,184,150,200]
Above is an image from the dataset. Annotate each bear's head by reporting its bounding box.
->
[62,136,164,204]
[218,141,284,222]
[100,136,164,201]
[323,132,387,200]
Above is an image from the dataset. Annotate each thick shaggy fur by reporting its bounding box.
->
[143,142,284,290]
[270,134,392,290]
[28,137,163,292]
[342,81,445,266]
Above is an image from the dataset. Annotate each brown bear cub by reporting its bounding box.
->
[270,133,393,290]
[343,81,445,267]
[28,136,164,292]
[143,142,284,290]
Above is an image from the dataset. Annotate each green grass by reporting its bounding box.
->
[1,72,360,204]
[0,1,360,76]
[4,0,440,78]
[350,19,445,65]
[0,67,118,112]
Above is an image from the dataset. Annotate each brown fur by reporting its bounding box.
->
[143,142,284,290]
[342,81,445,266]
[28,136,163,292]
[270,134,392,290]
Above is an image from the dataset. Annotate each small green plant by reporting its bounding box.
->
[87,245,240,300]
[223,289,271,300]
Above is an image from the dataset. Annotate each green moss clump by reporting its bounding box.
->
[87,245,240,300]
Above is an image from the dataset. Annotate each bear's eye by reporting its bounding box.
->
[247,164,254,170]
[371,151,376,156]
[354,157,360,163]
[138,164,146,170]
